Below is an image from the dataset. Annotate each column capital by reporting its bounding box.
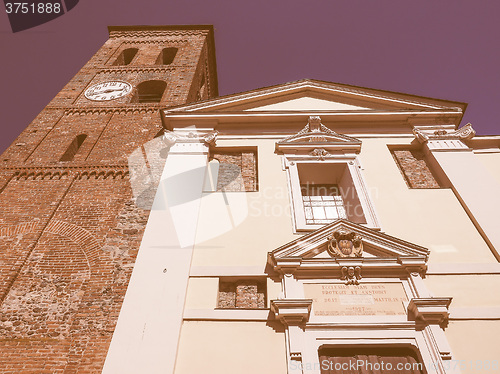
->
[162,128,218,154]
[413,124,475,151]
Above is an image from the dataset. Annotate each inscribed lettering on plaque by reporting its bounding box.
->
[303,283,408,316]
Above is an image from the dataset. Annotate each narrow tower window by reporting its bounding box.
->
[60,134,87,162]
[156,47,178,65]
[132,80,167,103]
[113,48,138,66]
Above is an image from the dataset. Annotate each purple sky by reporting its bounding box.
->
[1,0,499,154]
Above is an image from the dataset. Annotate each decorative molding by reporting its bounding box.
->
[341,266,362,285]
[407,297,452,328]
[3,166,130,181]
[118,39,190,45]
[163,129,218,146]
[276,116,362,154]
[327,230,363,258]
[399,256,428,275]
[309,148,330,160]
[109,30,208,39]
[269,220,428,265]
[270,299,313,326]
[166,79,462,113]
[46,106,162,115]
[414,123,475,151]
[95,67,175,75]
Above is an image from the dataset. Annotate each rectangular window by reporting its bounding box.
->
[217,278,266,309]
[391,148,443,189]
[297,162,366,225]
[286,158,380,231]
[204,148,258,192]
[301,184,347,224]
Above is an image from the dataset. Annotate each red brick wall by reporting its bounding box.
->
[217,279,266,309]
[213,150,258,192]
[0,26,218,373]
[392,149,441,189]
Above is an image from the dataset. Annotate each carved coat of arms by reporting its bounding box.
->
[327,230,363,258]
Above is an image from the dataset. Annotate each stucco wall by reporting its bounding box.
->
[174,321,286,374]
[426,274,500,307]
[359,137,496,263]
[446,321,500,374]
[192,139,298,268]
[475,152,500,185]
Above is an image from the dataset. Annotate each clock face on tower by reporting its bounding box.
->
[84,81,132,101]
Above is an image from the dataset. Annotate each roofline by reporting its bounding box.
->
[163,78,468,114]
[108,25,215,33]
[163,80,466,129]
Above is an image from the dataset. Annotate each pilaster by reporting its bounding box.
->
[414,124,500,260]
[102,129,216,374]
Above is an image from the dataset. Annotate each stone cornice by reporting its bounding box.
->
[1,165,130,180]
[269,257,426,278]
[270,299,313,325]
[267,220,429,279]
[45,106,163,115]
[119,39,191,45]
[108,25,212,38]
[163,129,217,147]
[414,123,475,143]
[407,297,452,328]
[95,67,177,75]
[165,79,465,113]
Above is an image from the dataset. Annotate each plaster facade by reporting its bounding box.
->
[1,25,499,374]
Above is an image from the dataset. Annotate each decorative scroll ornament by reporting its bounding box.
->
[162,131,177,146]
[414,123,475,143]
[309,148,330,160]
[277,116,360,144]
[341,266,362,285]
[295,116,335,142]
[327,230,363,258]
[162,130,218,146]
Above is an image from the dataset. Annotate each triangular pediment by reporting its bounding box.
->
[245,96,372,112]
[276,116,361,152]
[268,220,429,273]
[165,79,466,114]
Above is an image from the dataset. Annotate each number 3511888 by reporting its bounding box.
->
[5,2,62,14]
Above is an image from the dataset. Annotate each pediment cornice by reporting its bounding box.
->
[275,116,361,155]
[268,220,429,276]
[164,79,466,114]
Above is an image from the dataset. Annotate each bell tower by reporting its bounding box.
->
[0,25,217,372]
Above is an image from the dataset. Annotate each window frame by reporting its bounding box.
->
[284,155,380,232]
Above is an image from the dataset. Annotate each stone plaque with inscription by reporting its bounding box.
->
[303,283,408,316]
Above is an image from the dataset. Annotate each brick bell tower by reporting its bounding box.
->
[0,25,218,372]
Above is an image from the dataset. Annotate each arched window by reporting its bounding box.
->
[156,47,178,65]
[132,80,167,103]
[60,134,87,161]
[113,48,138,66]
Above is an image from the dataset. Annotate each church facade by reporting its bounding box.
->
[1,25,499,374]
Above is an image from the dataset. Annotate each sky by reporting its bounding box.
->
[1,0,499,154]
